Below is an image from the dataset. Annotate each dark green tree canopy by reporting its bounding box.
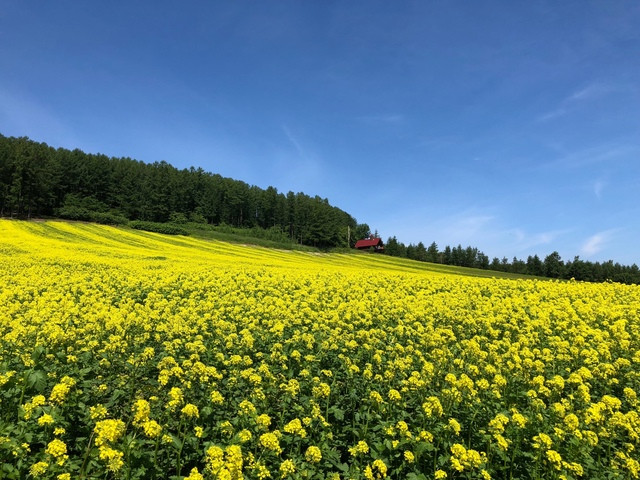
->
[0,134,357,249]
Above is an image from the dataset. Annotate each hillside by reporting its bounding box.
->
[2,134,639,285]
[0,134,359,249]
[0,219,532,281]
[1,219,639,479]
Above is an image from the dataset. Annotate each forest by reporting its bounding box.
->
[0,134,358,248]
[384,237,640,285]
[1,133,638,284]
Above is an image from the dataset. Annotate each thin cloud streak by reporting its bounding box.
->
[536,108,567,122]
[439,212,495,242]
[511,228,572,253]
[593,179,606,198]
[274,125,325,194]
[568,84,607,101]
[537,144,637,171]
[580,230,618,258]
[282,125,305,158]
[536,82,613,122]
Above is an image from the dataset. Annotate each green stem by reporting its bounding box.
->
[363,406,371,436]
[17,370,30,421]
[125,433,137,480]
[79,432,95,479]
[175,418,186,476]
[153,435,161,478]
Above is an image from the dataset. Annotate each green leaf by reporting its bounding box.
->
[416,441,434,455]
[330,406,344,421]
[31,346,46,364]
[26,370,47,393]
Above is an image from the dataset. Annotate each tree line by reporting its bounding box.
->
[383,236,640,285]
[0,134,362,248]
[2,133,638,284]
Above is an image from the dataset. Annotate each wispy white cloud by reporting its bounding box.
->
[382,207,499,250]
[565,83,609,102]
[538,144,637,170]
[402,210,500,254]
[536,107,568,122]
[536,82,613,122]
[440,211,495,242]
[580,229,618,257]
[274,125,324,193]
[282,125,305,157]
[593,179,606,198]
[511,228,571,252]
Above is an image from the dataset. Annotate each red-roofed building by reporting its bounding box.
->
[354,235,384,252]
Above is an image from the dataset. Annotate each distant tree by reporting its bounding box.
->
[414,242,428,262]
[169,212,189,224]
[451,245,463,266]
[426,241,439,263]
[464,246,478,268]
[396,241,407,258]
[477,252,490,270]
[443,245,452,265]
[512,257,527,274]
[354,223,371,240]
[526,255,544,276]
[501,257,510,272]
[543,251,564,278]
[384,236,401,257]
[565,256,584,280]
[384,236,407,258]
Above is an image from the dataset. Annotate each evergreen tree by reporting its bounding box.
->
[443,245,452,265]
[426,241,439,263]
[526,255,544,276]
[415,242,428,262]
[543,251,564,278]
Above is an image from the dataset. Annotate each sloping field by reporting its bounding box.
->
[1,220,639,480]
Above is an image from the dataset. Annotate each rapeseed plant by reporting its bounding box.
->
[1,220,639,479]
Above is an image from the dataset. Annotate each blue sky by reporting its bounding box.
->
[1,1,639,264]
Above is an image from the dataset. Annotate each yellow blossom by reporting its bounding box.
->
[305,445,322,463]
[30,462,49,477]
[38,414,54,426]
[279,459,295,478]
[182,403,199,418]
[94,419,126,446]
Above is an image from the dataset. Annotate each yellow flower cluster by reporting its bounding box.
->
[259,432,283,454]
[45,439,68,465]
[1,220,640,479]
[305,445,322,463]
[450,443,486,472]
[94,419,126,447]
[283,418,307,438]
[206,445,243,479]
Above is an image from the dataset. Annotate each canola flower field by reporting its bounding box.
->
[1,220,639,480]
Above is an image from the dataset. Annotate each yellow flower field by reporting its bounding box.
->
[1,220,639,479]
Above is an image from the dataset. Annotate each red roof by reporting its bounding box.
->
[354,238,384,249]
